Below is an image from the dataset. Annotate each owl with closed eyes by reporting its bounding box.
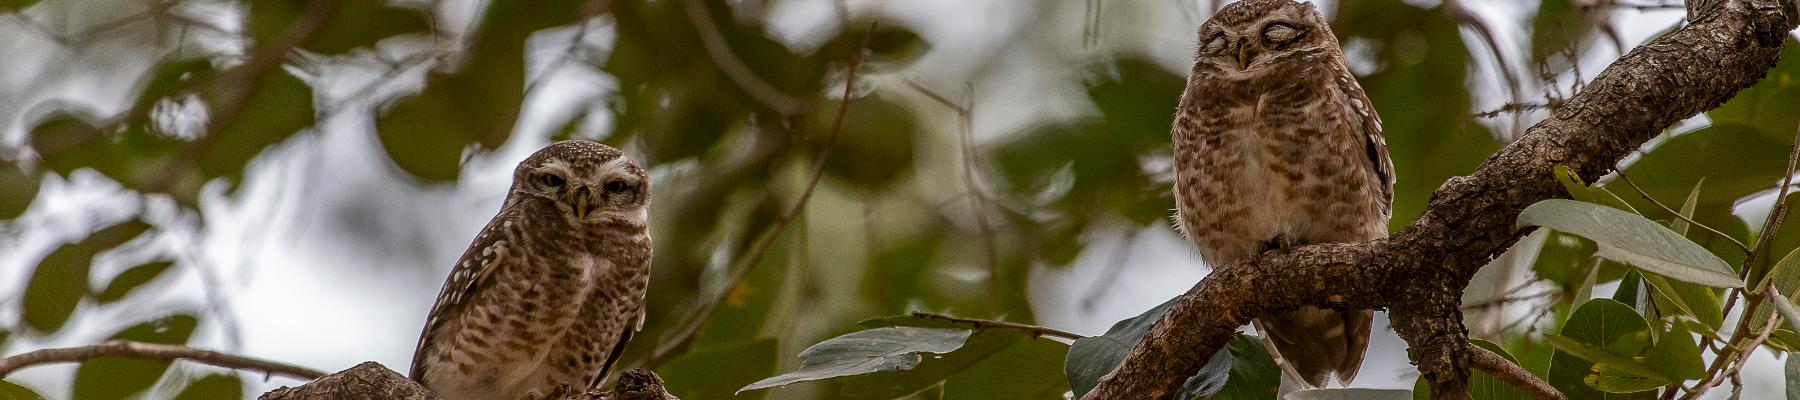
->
[1170,0,1393,390]
[410,140,654,400]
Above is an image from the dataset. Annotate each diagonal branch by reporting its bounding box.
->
[1080,0,1798,398]
[1468,346,1565,400]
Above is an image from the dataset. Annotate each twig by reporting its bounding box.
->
[904,78,1004,308]
[679,0,809,115]
[1467,345,1566,400]
[0,340,325,381]
[1615,171,1750,253]
[635,23,879,370]
[909,312,1084,341]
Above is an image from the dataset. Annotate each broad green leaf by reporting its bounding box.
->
[1639,273,1723,332]
[834,314,1061,398]
[1545,335,1667,383]
[1413,339,1531,400]
[0,380,43,400]
[72,314,198,400]
[1287,388,1411,400]
[1519,199,1741,287]
[1748,249,1800,333]
[0,0,36,12]
[940,337,1071,400]
[1787,349,1800,400]
[1772,291,1800,335]
[248,1,430,55]
[1555,165,1637,213]
[1183,335,1279,400]
[659,339,778,400]
[197,69,315,189]
[1644,323,1704,380]
[94,260,174,303]
[0,162,39,219]
[21,220,152,333]
[740,326,971,392]
[1585,363,1666,393]
[1066,298,1173,397]
[1528,0,1592,64]
[29,108,112,177]
[1669,179,1705,236]
[1548,299,1656,399]
[1613,269,1642,308]
[171,374,242,400]
[815,95,918,192]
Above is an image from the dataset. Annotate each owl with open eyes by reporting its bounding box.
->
[410,140,654,400]
[1170,0,1394,390]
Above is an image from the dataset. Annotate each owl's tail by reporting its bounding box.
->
[1252,306,1373,392]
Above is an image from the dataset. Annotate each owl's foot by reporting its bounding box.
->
[1266,234,1295,253]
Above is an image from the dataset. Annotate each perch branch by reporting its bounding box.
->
[0,340,325,381]
[1080,0,1797,398]
[1468,346,1565,400]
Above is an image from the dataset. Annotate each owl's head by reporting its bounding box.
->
[1195,0,1339,75]
[509,140,651,227]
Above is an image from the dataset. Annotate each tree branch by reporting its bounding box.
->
[0,340,326,381]
[1468,346,1565,400]
[1080,0,1798,398]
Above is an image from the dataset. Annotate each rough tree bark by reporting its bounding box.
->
[1080,0,1798,399]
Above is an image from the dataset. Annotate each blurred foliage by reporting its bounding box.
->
[2,0,1800,399]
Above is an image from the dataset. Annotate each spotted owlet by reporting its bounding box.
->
[1170,0,1393,389]
[410,140,654,400]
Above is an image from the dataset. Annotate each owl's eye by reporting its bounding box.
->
[1204,34,1229,54]
[1262,23,1300,43]
[603,180,631,194]
[539,173,566,188]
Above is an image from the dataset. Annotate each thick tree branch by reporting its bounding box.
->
[0,340,326,381]
[1080,0,1798,398]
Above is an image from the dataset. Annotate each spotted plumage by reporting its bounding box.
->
[411,140,653,400]
[1170,0,1393,389]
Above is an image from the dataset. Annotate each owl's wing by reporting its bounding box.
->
[1336,70,1395,218]
[409,210,519,381]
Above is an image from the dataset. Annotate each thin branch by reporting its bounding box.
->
[635,23,879,370]
[1615,171,1751,253]
[679,0,809,115]
[909,312,1085,341]
[1468,345,1566,400]
[0,340,325,381]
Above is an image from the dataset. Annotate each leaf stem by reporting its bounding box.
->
[908,312,1085,341]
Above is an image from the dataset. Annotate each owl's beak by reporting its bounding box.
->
[1236,42,1251,70]
[571,186,592,219]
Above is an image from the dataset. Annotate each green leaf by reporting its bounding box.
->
[832,315,1049,398]
[739,326,972,392]
[1547,299,1657,399]
[248,1,429,55]
[72,314,199,400]
[1066,298,1172,397]
[1519,199,1741,287]
[1555,165,1637,213]
[1639,273,1723,332]
[1186,335,1280,400]
[197,69,315,189]
[1584,362,1667,393]
[1787,348,1800,400]
[940,337,1071,400]
[1545,335,1667,383]
[0,380,44,400]
[1286,388,1411,400]
[21,220,152,333]
[1772,291,1800,335]
[659,339,779,400]
[29,108,112,177]
[94,260,174,303]
[0,162,40,219]
[0,0,37,12]
[171,374,242,400]
[816,95,918,192]
[1669,179,1704,236]
[1643,323,1704,380]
